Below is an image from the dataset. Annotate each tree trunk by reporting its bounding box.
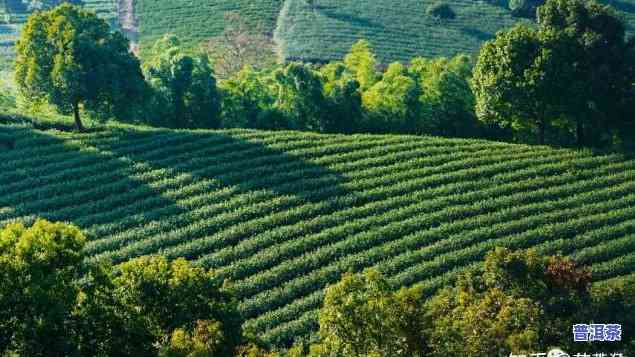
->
[538,118,545,145]
[576,120,584,147]
[72,102,84,132]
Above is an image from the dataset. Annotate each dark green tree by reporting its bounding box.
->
[0,220,251,356]
[144,35,222,129]
[320,61,363,134]
[272,62,329,132]
[473,24,571,144]
[473,0,635,147]
[537,0,635,146]
[14,4,144,131]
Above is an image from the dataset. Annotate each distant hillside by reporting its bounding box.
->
[134,0,283,55]
[1,123,635,347]
[274,0,635,63]
[0,0,118,68]
[1,0,635,64]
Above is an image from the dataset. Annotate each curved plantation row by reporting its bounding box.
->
[1,124,635,347]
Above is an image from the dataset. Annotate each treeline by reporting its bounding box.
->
[1,220,632,356]
[11,0,635,148]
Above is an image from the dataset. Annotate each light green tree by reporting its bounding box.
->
[309,270,427,357]
[14,4,144,131]
[362,62,421,133]
[114,255,242,356]
[410,54,477,137]
[344,40,379,91]
[0,219,85,355]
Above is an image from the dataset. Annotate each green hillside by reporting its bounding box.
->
[2,0,635,64]
[134,0,283,54]
[1,123,635,347]
[274,0,635,63]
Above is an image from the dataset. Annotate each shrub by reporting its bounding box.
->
[426,2,456,19]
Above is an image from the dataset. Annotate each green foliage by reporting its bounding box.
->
[14,3,144,130]
[537,0,635,147]
[320,61,363,134]
[474,0,635,147]
[272,62,329,132]
[2,126,635,348]
[310,269,426,356]
[473,24,568,144]
[426,2,457,19]
[115,255,240,349]
[302,248,633,356]
[144,35,222,129]
[343,40,378,91]
[219,66,280,129]
[425,247,635,355]
[0,219,249,356]
[426,280,543,355]
[160,320,226,357]
[362,62,421,133]
[409,54,478,137]
[0,219,85,355]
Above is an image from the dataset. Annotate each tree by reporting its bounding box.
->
[0,220,155,356]
[0,220,257,356]
[114,255,242,356]
[219,66,281,129]
[320,61,363,134]
[271,62,329,131]
[0,219,85,355]
[472,24,572,144]
[144,35,222,129]
[344,40,379,91]
[206,12,276,79]
[409,55,478,137]
[426,248,601,355]
[309,270,427,356]
[473,0,635,147]
[160,320,226,357]
[14,4,144,131]
[301,248,634,356]
[362,62,422,133]
[536,0,635,147]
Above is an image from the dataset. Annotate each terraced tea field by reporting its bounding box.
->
[274,0,635,62]
[134,0,283,55]
[1,124,635,347]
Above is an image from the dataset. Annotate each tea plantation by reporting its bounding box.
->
[3,0,635,64]
[1,123,634,347]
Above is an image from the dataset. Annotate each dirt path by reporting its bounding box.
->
[118,0,139,54]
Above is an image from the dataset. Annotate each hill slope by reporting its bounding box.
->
[134,0,283,54]
[3,0,635,65]
[274,0,635,63]
[1,124,635,347]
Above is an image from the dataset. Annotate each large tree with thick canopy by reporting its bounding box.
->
[14,4,144,131]
[473,0,635,146]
